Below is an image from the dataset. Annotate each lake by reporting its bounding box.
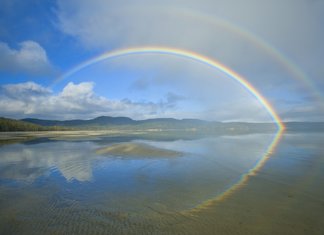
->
[0,132,323,234]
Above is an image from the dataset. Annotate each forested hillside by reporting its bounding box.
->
[0,117,69,131]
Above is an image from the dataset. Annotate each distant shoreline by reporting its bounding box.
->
[1,116,324,144]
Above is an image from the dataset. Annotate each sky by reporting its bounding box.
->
[0,0,323,122]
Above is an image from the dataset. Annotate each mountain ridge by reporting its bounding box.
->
[21,116,213,127]
[1,116,323,132]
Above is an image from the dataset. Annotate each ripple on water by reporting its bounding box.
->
[0,133,323,234]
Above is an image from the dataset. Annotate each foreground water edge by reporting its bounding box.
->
[0,131,323,234]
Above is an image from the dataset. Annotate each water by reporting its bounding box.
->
[0,133,323,234]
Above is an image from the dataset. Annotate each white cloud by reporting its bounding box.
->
[0,81,279,121]
[2,82,50,98]
[60,81,94,99]
[0,82,191,120]
[0,41,54,75]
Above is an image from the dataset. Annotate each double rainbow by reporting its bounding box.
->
[57,46,285,212]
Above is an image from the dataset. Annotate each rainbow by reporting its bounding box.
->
[184,128,283,215]
[55,46,285,131]
[173,8,323,102]
[114,5,323,102]
[56,45,285,212]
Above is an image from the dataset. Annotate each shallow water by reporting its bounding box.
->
[0,132,323,234]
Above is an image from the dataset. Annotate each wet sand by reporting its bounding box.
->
[0,131,140,144]
[96,142,182,157]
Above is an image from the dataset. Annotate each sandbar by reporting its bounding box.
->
[96,142,182,158]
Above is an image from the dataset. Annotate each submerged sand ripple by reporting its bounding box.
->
[96,142,182,158]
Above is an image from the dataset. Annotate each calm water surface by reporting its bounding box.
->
[0,133,323,234]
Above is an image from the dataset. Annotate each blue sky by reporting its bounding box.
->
[0,0,323,121]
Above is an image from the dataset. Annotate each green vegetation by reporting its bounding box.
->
[0,117,71,132]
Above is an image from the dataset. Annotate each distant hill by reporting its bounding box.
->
[1,116,323,133]
[20,116,277,133]
[0,117,49,131]
[0,117,72,132]
[21,116,209,128]
[22,116,135,127]
[284,122,324,132]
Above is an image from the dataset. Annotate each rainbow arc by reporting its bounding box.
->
[55,46,285,212]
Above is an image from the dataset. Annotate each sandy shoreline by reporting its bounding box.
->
[0,130,135,141]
